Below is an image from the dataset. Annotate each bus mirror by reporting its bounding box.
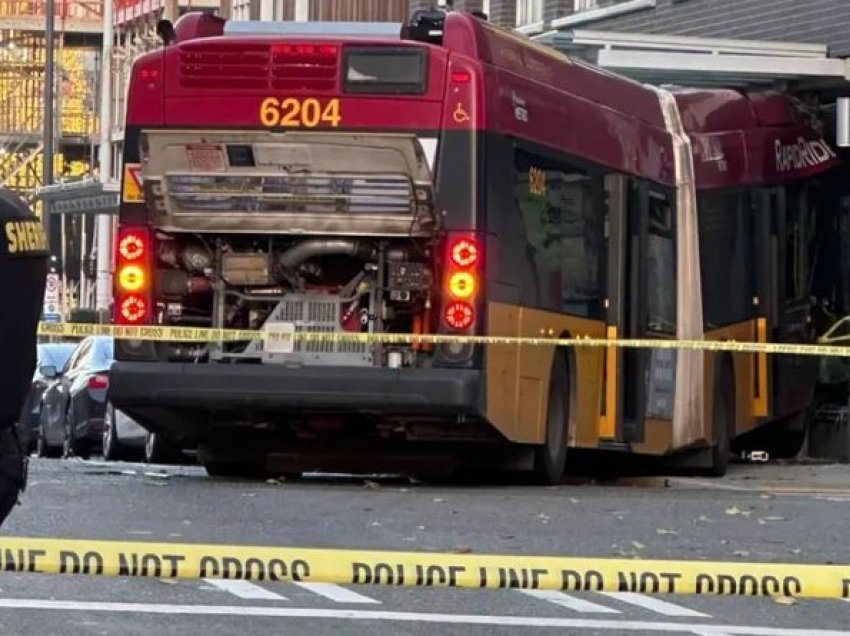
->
[836,97,850,148]
[156,19,176,46]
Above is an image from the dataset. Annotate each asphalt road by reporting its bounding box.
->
[1,457,849,635]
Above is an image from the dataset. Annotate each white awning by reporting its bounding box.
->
[531,29,850,90]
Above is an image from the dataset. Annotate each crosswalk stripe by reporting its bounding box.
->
[204,579,288,601]
[294,583,381,604]
[596,592,710,617]
[518,590,621,614]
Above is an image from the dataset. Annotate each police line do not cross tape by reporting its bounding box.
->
[36,320,850,358]
[2,536,849,600]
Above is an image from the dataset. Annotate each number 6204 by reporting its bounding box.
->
[259,97,342,128]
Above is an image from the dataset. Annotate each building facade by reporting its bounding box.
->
[526,0,850,58]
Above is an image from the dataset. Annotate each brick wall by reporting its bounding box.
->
[544,0,572,23]
[487,0,517,27]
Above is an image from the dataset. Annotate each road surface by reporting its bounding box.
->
[1,457,848,635]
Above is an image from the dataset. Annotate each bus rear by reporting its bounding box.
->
[108,11,492,476]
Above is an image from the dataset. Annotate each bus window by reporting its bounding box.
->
[513,148,604,319]
[343,46,427,94]
[696,190,755,330]
[646,191,676,334]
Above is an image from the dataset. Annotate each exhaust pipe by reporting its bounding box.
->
[277,240,376,270]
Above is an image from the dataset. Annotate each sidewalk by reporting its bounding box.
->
[668,460,850,495]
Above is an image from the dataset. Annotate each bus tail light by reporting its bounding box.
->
[444,301,474,330]
[114,226,153,325]
[441,233,481,333]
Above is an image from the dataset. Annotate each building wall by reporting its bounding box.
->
[576,0,850,58]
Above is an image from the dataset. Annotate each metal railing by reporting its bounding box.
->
[0,0,103,21]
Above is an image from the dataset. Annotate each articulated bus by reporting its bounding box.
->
[107,9,847,482]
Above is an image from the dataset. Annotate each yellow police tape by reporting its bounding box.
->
[35,320,850,358]
[2,536,848,599]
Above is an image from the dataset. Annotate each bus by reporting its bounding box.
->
[107,8,847,482]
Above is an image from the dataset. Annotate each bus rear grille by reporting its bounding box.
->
[166,174,414,215]
[261,294,372,366]
[177,43,338,91]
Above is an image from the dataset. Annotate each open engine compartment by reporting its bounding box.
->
[153,231,437,368]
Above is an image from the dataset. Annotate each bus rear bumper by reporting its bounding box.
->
[108,361,484,418]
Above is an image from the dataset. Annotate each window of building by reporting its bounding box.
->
[516,0,543,25]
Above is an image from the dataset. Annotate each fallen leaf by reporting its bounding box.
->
[266,478,281,485]
[158,578,178,585]
[697,515,713,523]
[569,498,579,504]
[371,520,382,527]
[451,546,472,554]
[631,541,646,550]
[725,506,742,516]
[763,516,787,522]
[760,494,775,500]
[791,548,802,555]
[432,498,445,503]
[773,595,798,606]
[656,528,678,536]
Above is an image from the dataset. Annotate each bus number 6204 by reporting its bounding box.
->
[260,97,342,128]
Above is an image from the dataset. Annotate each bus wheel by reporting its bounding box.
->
[533,354,570,485]
[705,360,734,477]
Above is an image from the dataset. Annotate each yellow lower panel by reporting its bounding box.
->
[704,320,759,438]
[485,302,606,445]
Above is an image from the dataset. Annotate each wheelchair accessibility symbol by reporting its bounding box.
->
[453,103,470,123]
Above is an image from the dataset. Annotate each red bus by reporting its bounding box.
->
[107,8,846,481]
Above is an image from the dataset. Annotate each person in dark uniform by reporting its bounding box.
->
[0,187,48,527]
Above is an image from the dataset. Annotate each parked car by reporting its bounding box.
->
[16,342,78,453]
[102,398,149,462]
[36,336,142,459]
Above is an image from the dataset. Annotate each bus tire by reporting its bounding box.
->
[533,353,570,485]
[705,358,734,477]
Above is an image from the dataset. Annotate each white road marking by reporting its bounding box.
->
[0,598,848,635]
[597,592,710,617]
[519,590,621,614]
[294,582,381,604]
[204,579,287,601]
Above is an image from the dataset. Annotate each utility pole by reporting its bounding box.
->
[42,0,55,251]
[95,0,114,316]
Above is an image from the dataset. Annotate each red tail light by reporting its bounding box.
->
[273,43,338,57]
[88,374,109,390]
[441,234,481,332]
[114,225,153,325]
[444,302,474,330]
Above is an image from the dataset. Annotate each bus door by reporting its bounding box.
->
[603,177,677,446]
[764,186,819,418]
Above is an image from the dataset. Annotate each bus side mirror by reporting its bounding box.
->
[156,19,176,46]
[836,97,850,148]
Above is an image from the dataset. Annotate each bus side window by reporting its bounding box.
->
[512,147,605,319]
[645,190,676,334]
